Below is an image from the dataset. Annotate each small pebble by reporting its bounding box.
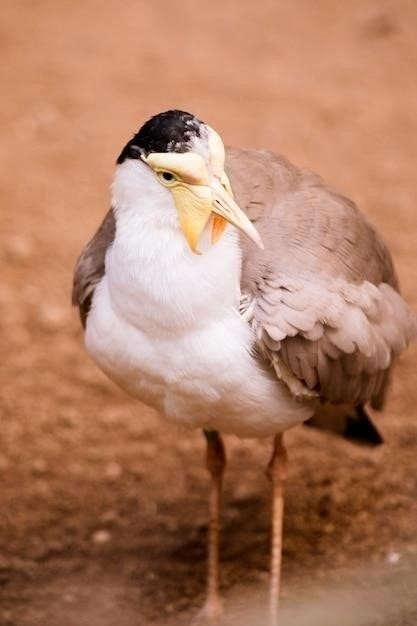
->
[233,482,255,501]
[130,465,145,479]
[100,509,118,523]
[37,304,68,331]
[32,458,48,474]
[141,441,157,460]
[4,234,33,261]
[34,480,50,496]
[26,538,48,561]
[92,530,112,544]
[255,571,269,583]
[175,438,194,453]
[59,408,79,428]
[164,602,175,614]
[386,550,401,565]
[0,455,10,471]
[63,592,77,604]
[323,522,335,534]
[1,609,13,624]
[105,461,122,479]
[0,555,10,569]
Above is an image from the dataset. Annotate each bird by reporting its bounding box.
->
[72,109,416,625]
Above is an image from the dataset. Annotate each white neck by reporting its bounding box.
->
[106,159,242,335]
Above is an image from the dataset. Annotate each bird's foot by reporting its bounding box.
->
[195,597,223,623]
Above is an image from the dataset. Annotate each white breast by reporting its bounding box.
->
[85,160,312,437]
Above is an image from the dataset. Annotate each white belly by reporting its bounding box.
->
[85,279,312,438]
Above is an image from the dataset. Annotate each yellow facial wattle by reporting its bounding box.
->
[141,135,263,253]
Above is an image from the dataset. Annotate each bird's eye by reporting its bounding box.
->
[158,171,177,184]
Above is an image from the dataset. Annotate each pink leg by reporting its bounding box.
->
[200,430,226,621]
[266,433,287,626]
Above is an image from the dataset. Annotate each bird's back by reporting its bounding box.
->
[226,147,397,292]
[226,147,415,419]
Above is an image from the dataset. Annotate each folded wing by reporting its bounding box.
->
[227,147,416,409]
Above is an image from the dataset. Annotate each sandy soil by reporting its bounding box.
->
[1,1,417,624]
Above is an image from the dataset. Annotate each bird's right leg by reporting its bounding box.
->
[266,433,288,626]
[200,429,226,621]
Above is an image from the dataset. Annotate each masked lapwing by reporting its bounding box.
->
[72,110,416,625]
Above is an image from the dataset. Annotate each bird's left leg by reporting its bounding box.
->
[200,429,226,620]
[266,433,287,626]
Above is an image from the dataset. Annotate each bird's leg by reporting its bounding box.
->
[266,433,287,626]
[200,429,226,621]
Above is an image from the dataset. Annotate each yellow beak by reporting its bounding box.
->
[210,180,264,250]
[171,178,263,253]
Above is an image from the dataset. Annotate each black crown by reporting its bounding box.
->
[117,110,204,164]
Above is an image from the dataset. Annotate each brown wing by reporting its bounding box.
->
[226,147,416,408]
[72,209,116,328]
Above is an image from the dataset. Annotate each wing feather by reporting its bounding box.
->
[227,147,416,408]
[72,209,116,327]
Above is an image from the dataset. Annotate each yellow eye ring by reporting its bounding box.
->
[157,170,177,185]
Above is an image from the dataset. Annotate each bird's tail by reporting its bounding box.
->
[305,403,383,446]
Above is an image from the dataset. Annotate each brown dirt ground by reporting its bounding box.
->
[1,1,417,624]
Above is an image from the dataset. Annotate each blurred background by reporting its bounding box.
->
[1,1,417,624]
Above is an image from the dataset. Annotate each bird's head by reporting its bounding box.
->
[114,110,263,253]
